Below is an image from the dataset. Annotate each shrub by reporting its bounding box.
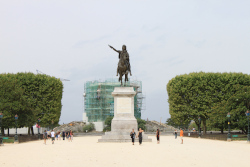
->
[105,116,113,127]
[103,116,113,132]
[137,118,146,131]
[103,126,111,132]
[83,123,95,132]
[3,137,14,143]
[188,122,198,130]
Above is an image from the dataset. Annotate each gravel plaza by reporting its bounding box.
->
[0,135,249,167]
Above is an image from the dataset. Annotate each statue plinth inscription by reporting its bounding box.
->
[117,98,131,114]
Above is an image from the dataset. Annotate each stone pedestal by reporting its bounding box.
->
[98,87,152,142]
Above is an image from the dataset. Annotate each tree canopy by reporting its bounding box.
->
[224,85,250,133]
[167,72,250,133]
[0,72,63,133]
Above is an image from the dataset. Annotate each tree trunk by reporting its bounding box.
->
[1,126,4,136]
[220,128,224,134]
[28,127,30,136]
[202,119,207,134]
[241,128,246,134]
[8,128,9,136]
[31,126,34,135]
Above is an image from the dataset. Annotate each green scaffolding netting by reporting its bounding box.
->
[84,78,143,122]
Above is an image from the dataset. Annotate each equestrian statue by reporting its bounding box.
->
[109,45,132,86]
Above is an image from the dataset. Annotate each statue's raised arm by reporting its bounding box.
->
[109,45,120,53]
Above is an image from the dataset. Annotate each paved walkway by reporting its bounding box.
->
[0,136,249,167]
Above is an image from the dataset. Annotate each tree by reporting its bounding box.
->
[104,116,113,131]
[137,118,146,130]
[83,123,95,132]
[188,121,198,130]
[207,101,228,133]
[225,85,250,133]
[167,72,250,133]
[0,74,27,134]
[166,118,176,127]
[0,72,63,135]
[166,118,190,129]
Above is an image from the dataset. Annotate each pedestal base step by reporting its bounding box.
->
[98,131,152,142]
[98,138,152,142]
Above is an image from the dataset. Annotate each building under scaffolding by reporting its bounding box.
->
[83,78,145,131]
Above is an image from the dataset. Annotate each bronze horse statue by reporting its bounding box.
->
[109,45,132,86]
[117,53,129,86]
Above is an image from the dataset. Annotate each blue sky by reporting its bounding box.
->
[1,0,250,124]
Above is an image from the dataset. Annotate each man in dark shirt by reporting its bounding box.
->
[62,131,66,140]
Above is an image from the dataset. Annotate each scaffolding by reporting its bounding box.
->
[83,78,145,122]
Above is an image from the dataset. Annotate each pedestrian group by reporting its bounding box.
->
[130,128,184,145]
[43,130,73,145]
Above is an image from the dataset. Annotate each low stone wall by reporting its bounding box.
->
[1,134,42,143]
[4,126,47,135]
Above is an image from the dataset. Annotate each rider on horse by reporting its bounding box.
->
[109,45,132,76]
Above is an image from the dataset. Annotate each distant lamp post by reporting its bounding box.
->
[14,114,18,143]
[38,118,41,139]
[0,113,3,145]
[227,113,231,141]
[198,117,201,138]
[246,110,250,143]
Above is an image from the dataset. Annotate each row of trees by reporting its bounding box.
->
[167,72,250,133]
[0,73,63,135]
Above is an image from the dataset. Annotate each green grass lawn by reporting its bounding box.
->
[188,132,248,141]
[232,137,247,141]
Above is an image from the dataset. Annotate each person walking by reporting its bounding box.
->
[156,129,160,144]
[70,130,73,142]
[47,130,51,140]
[174,129,178,139]
[180,128,184,144]
[130,129,136,145]
[43,130,47,145]
[56,132,59,140]
[58,131,61,140]
[66,131,70,141]
[51,130,55,144]
[62,131,65,140]
[138,128,143,145]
